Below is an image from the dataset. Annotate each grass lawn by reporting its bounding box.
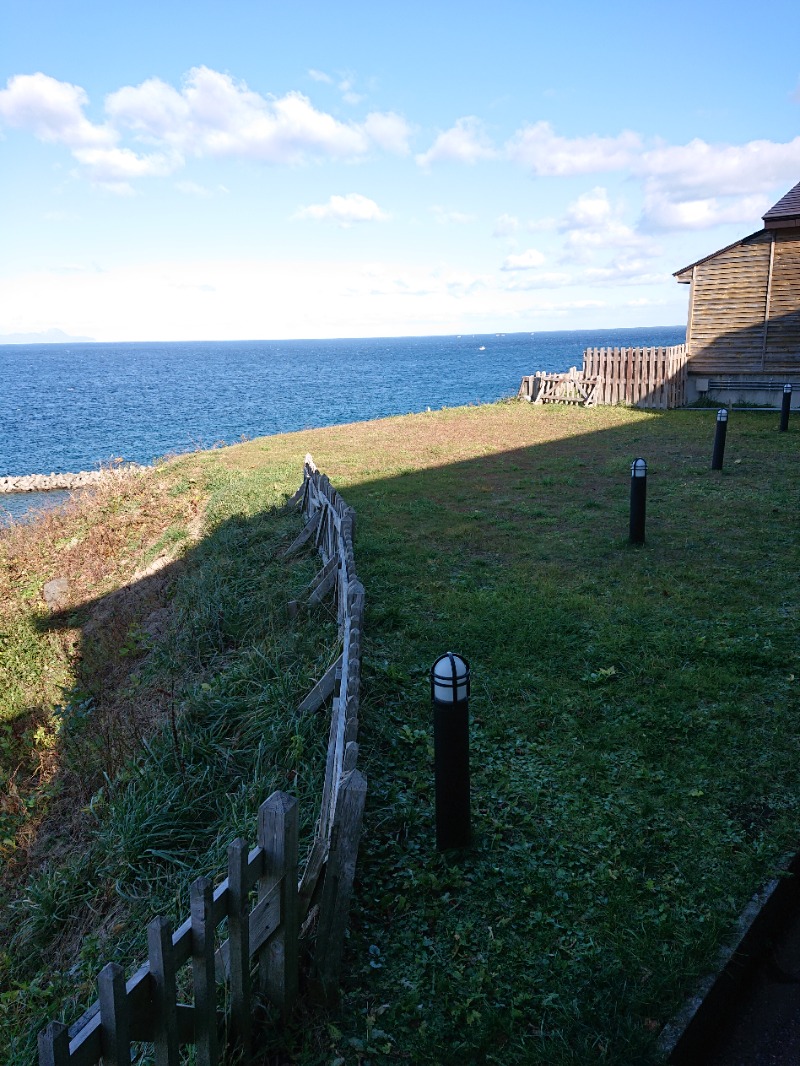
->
[2,401,799,1064]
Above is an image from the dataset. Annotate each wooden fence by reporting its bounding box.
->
[39,455,366,1066]
[517,367,599,406]
[519,345,688,410]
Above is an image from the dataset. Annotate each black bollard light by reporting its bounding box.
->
[711,408,728,471]
[780,384,792,433]
[629,458,647,545]
[431,652,471,851]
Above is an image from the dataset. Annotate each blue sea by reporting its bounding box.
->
[0,327,684,523]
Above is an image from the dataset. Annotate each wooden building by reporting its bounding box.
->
[674,181,800,399]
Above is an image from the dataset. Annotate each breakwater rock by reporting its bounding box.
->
[0,467,141,494]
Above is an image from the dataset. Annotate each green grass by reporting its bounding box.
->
[2,402,799,1064]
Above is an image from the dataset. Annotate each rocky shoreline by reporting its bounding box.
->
[0,466,141,494]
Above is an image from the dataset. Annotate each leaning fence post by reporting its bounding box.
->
[38,1020,70,1066]
[98,962,131,1066]
[315,769,367,998]
[191,876,218,1066]
[258,792,299,1015]
[147,915,179,1066]
[227,838,251,1051]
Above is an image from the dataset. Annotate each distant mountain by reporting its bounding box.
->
[0,328,95,344]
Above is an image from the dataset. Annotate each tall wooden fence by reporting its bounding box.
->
[519,345,688,410]
[39,455,366,1066]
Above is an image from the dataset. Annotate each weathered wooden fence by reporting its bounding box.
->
[518,367,599,406]
[519,344,688,410]
[39,455,366,1066]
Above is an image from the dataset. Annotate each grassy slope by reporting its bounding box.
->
[2,401,800,1064]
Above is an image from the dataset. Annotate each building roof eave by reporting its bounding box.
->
[673,230,764,281]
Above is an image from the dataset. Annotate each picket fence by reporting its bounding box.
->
[39,455,366,1066]
[519,345,688,410]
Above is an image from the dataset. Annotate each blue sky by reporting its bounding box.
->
[2,0,800,341]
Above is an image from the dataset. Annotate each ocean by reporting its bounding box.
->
[0,326,684,523]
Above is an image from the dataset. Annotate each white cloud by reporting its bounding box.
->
[356,264,490,300]
[562,186,614,229]
[338,78,364,105]
[501,248,547,270]
[503,271,573,290]
[492,213,519,237]
[72,145,178,181]
[557,187,660,259]
[431,206,476,224]
[107,67,411,165]
[107,67,370,163]
[507,121,641,175]
[2,67,416,187]
[0,72,114,148]
[637,135,800,230]
[416,116,496,167]
[363,111,413,155]
[642,191,771,231]
[308,69,333,84]
[638,136,800,198]
[293,193,389,226]
[175,180,216,197]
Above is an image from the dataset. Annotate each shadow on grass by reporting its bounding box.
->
[3,404,799,1064]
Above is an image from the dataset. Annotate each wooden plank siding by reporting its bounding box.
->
[686,231,772,373]
[681,230,800,375]
[765,235,800,368]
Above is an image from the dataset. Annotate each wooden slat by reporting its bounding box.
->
[227,838,251,1052]
[249,880,282,955]
[298,838,328,919]
[298,654,343,714]
[258,792,299,1015]
[315,770,368,997]
[38,1021,70,1066]
[148,916,179,1066]
[191,877,218,1066]
[98,963,131,1066]
[282,509,321,558]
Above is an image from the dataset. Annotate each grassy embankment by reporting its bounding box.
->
[1,400,799,1065]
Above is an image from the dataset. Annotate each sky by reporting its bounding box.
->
[2,0,800,342]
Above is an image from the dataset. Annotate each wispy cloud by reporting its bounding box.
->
[0,67,411,190]
[501,248,547,271]
[506,121,641,176]
[416,116,496,167]
[431,205,476,224]
[293,192,389,226]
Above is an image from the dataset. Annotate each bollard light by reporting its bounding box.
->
[629,458,647,545]
[780,384,792,433]
[431,653,471,851]
[711,408,728,471]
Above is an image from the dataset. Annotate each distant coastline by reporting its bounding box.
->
[0,328,95,344]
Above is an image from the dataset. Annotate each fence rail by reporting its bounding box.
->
[519,345,688,410]
[39,455,366,1066]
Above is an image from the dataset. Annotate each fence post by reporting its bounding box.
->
[147,915,179,1066]
[258,792,299,1015]
[98,962,131,1066]
[315,769,367,998]
[227,838,251,1051]
[38,1021,70,1066]
[191,877,218,1066]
